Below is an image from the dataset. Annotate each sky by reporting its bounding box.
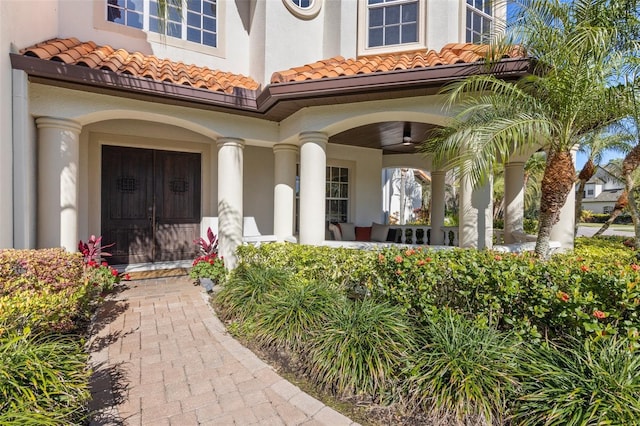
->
[576,151,622,171]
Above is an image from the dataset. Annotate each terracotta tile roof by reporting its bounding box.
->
[270,43,525,84]
[21,37,259,94]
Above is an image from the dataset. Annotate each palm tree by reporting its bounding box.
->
[619,82,640,246]
[422,0,637,258]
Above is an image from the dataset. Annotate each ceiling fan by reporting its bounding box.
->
[384,122,417,152]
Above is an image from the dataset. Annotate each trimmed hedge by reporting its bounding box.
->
[236,239,640,346]
[0,249,90,333]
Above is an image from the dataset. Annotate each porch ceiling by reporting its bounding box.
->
[329,121,439,155]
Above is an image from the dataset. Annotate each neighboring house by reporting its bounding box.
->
[580,165,625,214]
[0,0,577,268]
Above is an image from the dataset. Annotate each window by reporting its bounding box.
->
[603,206,613,214]
[587,189,595,196]
[367,0,418,48]
[283,0,323,19]
[326,166,349,223]
[466,0,494,43]
[295,165,350,231]
[107,0,143,29]
[106,0,217,48]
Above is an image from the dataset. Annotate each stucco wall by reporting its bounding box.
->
[244,145,275,235]
[57,1,252,77]
[1,0,59,248]
[327,144,383,227]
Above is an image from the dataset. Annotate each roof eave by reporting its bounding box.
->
[10,53,260,114]
[258,58,533,113]
[11,53,533,122]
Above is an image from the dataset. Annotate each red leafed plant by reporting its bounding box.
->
[194,227,219,256]
[78,235,127,293]
[78,235,114,264]
[190,228,225,282]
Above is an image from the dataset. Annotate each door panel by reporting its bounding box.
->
[102,146,154,264]
[101,146,201,264]
[154,151,201,261]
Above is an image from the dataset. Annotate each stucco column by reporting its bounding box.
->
[504,161,525,243]
[36,117,82,251]
[459,171,493,249]
[550,148,577,252]
[273,144,298,240]
[217,137,244,268]
[298,132,328,245]
[430,170,446,245]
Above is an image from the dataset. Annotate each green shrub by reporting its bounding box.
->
[582,213,632,224]
[512,336,640,425]
[254,279,342,351]
[404,310,518,425]
[236,243,379,293]
[0,249,95,334]
[215,264,291,321]
[308,298,414,397]
[237,241,640,345]
[0,249,83,294]
[0,329,90,424]
[229,238,640,421]
[372,245,640,344]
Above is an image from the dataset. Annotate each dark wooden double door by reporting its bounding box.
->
[101,146,201,264]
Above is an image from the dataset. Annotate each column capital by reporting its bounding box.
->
[216,137,245,149]
[431,169,447,177]
[273,144,298,155]
[299,131,328,149]
[35,117,82,134]
[505,161,526,170]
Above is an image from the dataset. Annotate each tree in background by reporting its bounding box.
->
[575,131,633,236]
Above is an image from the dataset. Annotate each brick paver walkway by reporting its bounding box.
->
[88,276,358,426]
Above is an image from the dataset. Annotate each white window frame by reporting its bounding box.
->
[357,0,426,56]
[464,0,495,43]
[282,0,323,20]
[295,163,352,232]
[97,0,225,58]
[325,165,350,224]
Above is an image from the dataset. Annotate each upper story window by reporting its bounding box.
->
[107,0,143,29]
[367,0,418,48]
[466,0,494,43]
[106,0,217,48]
[283,0,322,19]
[358,0,423,55]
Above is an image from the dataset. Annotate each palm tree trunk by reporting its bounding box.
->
[625,176,640,248]
[623,144,640,248]
[535,151,576,259]
[493,196,504,220]
[593,191,628,237]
